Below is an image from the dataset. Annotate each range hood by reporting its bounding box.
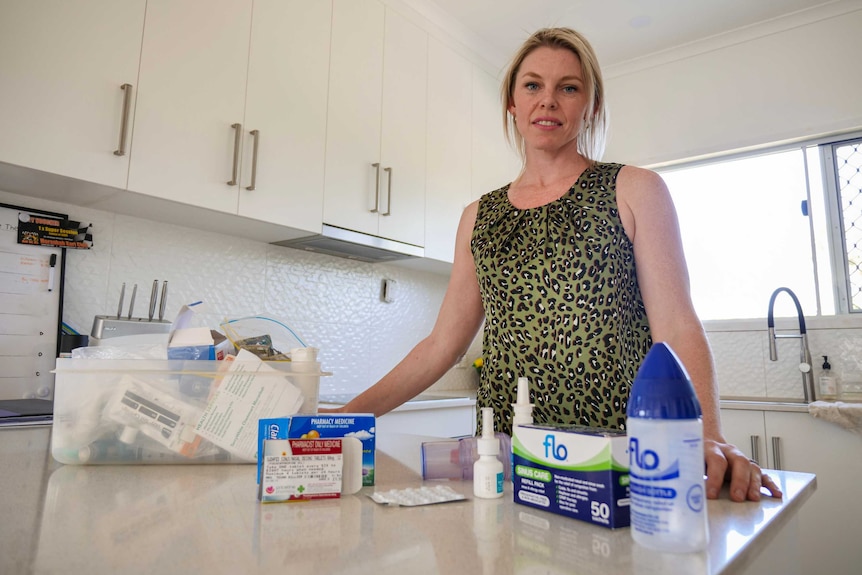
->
[272,224,423,263]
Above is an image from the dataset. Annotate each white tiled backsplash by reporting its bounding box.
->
[707,320,862,401]
[1,189,482,398]
[8,188,862,403]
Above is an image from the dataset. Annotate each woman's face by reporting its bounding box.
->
[508,46,589,155]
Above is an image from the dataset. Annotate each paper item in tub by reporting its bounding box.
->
[104,375,205,457]
[193,349,305,462]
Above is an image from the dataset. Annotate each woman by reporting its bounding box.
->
[329,27,780,502]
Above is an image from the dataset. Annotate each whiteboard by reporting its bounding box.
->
[0,202,65,400]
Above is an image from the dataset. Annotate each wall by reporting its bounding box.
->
[599,3,862,400]
[0,188,482,398]
[603,3,862,167]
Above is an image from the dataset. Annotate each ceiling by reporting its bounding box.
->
[410,0,838,69]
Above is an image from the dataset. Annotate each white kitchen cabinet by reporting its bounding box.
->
[423,39,473,262]
[127,0,330,232]
[720,408,862,574]
[0,0,145,189]
[471,66,522,201]
[324,0,427,247]
[237,0,331,231]
[127,0,253,215]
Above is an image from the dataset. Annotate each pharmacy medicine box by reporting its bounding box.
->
[288,415,377,486]
[51,357,327,465]
[513,423,630,529]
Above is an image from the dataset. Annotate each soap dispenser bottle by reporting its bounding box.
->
[819,356,837,400]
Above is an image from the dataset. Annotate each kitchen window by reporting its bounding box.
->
[657,132,862,321]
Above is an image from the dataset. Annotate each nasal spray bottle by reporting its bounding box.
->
[512,377,534,427]
[511,377,534,480]
[474,407,504,499]
[627,342,709,553]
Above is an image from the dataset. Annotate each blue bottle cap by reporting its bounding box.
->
[627,342,702,420]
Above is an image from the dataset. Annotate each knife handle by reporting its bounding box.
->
[148,280,158,321]
[159,281,168,321]
[128,284,137,320]
[117,283,126,319]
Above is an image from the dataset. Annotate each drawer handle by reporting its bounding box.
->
[113,83,133,157]
[771,436,782,470]
[245,129,259,191]
[227,123,241,186]
[381,166,392,216]
[749,435,760,465]
[370,162,381,213]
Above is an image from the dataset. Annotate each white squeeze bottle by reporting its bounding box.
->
[474,407,504,499]
[627,342,709,553]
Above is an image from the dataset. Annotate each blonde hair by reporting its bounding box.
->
[501,27,608,163]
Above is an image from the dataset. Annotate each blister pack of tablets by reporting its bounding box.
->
[369,485,467,507]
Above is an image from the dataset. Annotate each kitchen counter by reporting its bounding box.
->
[1,425,815,575]
[720,399,810,413]
[319,389,477,411]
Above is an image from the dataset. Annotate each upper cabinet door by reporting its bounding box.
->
[127,0,252,214]
[238,0,332,232]
[324,0,385,238]
[324,0,427,246]
[377,10,427,247]
[424,39,472,263]
[0,0,145,188]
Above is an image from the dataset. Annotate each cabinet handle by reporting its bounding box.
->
[113,83,133,157]
[771,436,782,470]
[245,129,259,191]
[370,162,381,213]
[227,123,242,186]
[381,166,392,216]
[749,435,761,465]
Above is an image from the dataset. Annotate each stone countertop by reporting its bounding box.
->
[720,399,811,413]
[0,426,815,575]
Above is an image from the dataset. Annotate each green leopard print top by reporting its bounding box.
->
[471,162,652,436]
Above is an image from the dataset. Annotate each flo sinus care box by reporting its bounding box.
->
[512,424,630,529]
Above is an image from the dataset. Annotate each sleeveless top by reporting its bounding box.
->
[470,162,652,436]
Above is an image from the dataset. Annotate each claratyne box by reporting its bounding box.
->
[288,414,376,486]
[512,424,630,529]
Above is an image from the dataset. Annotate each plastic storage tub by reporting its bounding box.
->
[51,357,328,465]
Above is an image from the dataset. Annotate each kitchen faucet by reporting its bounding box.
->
[767,287,816,402]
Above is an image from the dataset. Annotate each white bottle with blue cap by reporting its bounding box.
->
[627,342,709,553]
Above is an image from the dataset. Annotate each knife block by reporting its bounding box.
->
[90,316,172,340]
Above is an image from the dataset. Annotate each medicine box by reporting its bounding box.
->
[259,438,346,502]
[51,357,327,465]
[288,414,376,486]
[512,423,630,529]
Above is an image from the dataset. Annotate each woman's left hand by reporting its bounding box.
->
[704,439,783,501]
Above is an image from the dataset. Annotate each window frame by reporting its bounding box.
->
[653,129,862,320]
